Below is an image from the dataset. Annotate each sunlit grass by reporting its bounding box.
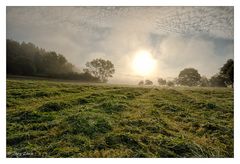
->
[7,79,233,157]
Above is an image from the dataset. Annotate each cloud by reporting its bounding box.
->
[7,7,234,84]
[156,35,233,78]
[154,7,233,39]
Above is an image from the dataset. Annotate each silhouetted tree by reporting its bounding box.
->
[173,78,179,86]
[178,68,201,86]
[220,59,233,87]
[145,80,153,85]
[209,59,234,88]
[6,39,99,82]
[167,81,174,87]
[158,78,166,85]
[84,58,115,83]
[7,39,75,75]
[199,76,209,87]
[138,80,144,86]
[209,74,227,87]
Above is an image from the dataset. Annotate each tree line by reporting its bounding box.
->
[139,59,233,88]
[7,39,233,87]
[7,39,115,83]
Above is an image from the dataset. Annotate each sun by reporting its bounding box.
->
[132,50,156,76]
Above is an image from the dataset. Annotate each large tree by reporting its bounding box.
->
[199,76,209,87]
[84,58,115,83]
[145,80,153,85]
[220,59,233,87]
[158,78,166,85]
[178,68,201,86]
[138,80,144,86]
[167,81,174,87]
[209,59,234,88]
[209,74,227,87]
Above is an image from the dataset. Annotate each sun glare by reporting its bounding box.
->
[132,50,156,76]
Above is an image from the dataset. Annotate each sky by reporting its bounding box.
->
[6,6,234,84]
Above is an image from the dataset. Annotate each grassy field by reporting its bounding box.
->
[6,79,233,158]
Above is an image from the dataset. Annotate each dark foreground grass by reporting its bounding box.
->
[6,79,233,157]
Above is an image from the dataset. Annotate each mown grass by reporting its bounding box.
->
[6,79,233,157]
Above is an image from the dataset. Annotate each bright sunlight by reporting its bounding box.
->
[132,50,156,76]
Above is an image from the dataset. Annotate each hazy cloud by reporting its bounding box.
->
[156,35,233,78]
[7,6,233,84]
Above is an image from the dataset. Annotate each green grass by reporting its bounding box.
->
[6,79,233,157]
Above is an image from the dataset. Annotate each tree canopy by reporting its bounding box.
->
[138,80,144,86]
[209,59,233,87]
[7,39,99,82]
[178,68,201,86]
[167,81,174,87]
[84,58,115,83]
[158,78,166,85]
[220,59,233,86]
[209,74,227,87]
[199,76,209,87]
[145,80,153,85]
[7,39,75,75]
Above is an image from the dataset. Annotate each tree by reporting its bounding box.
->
[173,78,179,86]
[209,59,234,88]
[178,68,201,86]
[199,76,209,87]
[167,81,174,87]
[7,39,76,76]
[84,58,115,83]
[145,80,153,85]
[158,78,166,85]
[138,80,144,86]
[209,74,227,87]
[220,59,233,87]
[6,39,100,82]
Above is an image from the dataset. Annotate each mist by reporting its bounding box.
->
[7,7,233,85]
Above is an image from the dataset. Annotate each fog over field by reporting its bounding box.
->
[6,6,234,158]
[7,7,233,84]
